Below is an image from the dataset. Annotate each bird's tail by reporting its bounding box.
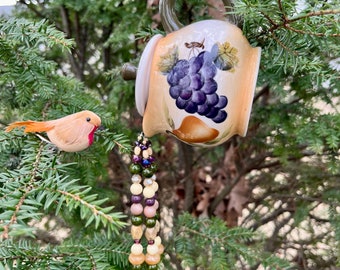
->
[5,121,53,133]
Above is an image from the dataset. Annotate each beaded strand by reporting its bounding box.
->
[128,134,164,269]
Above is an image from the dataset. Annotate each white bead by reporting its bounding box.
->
[147,244,159,255]
[151,174,157,181]
[131,174,142,183]
[143,178,153,186]
[131,243,144,255]
[130,183,143,195]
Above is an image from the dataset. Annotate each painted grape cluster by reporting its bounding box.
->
[166,49,228,123]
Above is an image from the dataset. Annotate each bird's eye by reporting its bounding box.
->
[86,117,91,122]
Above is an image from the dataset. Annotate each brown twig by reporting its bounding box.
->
[258,1,340,55]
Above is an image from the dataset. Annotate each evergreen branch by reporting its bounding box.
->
[0,236,130,268]
[289,9,340,23]
[1,18,74,50]
[284,24,340,37]
[99,130,131,154]
[174,213,289,269]
[50,187,127,234]
[269,30,298,56]
[1,142,44,240]
[264,4,340,37]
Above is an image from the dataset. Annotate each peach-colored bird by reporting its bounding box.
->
[5,110,101,152]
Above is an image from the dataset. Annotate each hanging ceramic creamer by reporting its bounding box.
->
[135,19,261,146]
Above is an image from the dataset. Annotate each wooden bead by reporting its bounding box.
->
[131,215,143,226]
[131,225,144,239]
[131,203,143,215]
[142,150,149,159]
[134,146,141,155]
[144,206,156,218]
[145,253,161,265]
[145,217,157,228]
[129,164,141,174]
[154,236,162,246]
[157,244,165,255]
[130,183,143,195]
[151,181,159,192]
[143,186,155,198]
[145,226,159,241]
[153,200,159,210]
[128,253,145,265]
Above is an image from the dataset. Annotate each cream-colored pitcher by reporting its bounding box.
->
[135,4,261,146]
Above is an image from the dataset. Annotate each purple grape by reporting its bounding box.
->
[167,48,228,121]
[197,103,211,115]
[189,56,203,74]
[206,106,219,118]
[202,50,216,63]
[201,63,217,79]
[167,71,177,86]
[169,85,182,99]
[212,110,227,123]
[206,93,219,106]
[191,90,206,105]
[201,79,217,94]
[215,95,228,109]
[167,60,189,86]
[193,52,205,68]
[184,101,198,113]
[210,44,219,61]
[179,75,191,88]
[176,97,188,109]
[180,88,192,100]
[173,59,190,76]
[190,73,204,90]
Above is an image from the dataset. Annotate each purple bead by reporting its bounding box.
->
[134,239,141,244]
[145,198,155,206]
[148,240,155,245]
[131,195,143,203]
[141,145,147,150]
[132,155,142,163]
[148,156,155,162]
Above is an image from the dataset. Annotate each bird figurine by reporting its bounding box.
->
[5,110,101,152]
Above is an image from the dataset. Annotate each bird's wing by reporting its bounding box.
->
[49,118,93,146]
